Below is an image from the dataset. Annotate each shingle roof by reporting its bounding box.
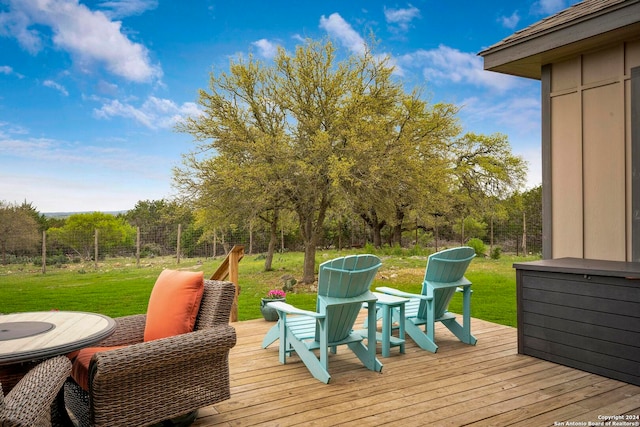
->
[480,0,631,55]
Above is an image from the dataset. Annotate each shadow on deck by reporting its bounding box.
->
[193,316,640,426]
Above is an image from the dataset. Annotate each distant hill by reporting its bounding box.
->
[43,210,128,218]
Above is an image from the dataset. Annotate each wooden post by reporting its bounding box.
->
[176,223,182,264]
[42,231,46,274]
[94,229,98,269]
[522,211,527,255]
[210,245,244,322]
[213,228,217,258]
[228,248,240,321]
[136,226,140,268]
[490,216,494,255]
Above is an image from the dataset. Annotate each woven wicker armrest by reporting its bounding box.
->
[96,314,146,346]
[84,325,236,426]
[1,356,71,427]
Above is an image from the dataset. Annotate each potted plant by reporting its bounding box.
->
[260,289,286,321]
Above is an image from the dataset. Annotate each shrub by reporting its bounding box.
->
[467,238,486,257]
[490,246,502,259]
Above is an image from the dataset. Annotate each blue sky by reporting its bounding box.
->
[0,0,579,213]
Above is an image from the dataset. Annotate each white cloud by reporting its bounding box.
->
[532,0,571,15]
[0,122,28,138]
[43,79,69,96]
[0,131,172,211]
[0,124,169,178]
[499,11,520,29]
[398,45,521,92]
[94,96,201,129]
[252,39,278,59]
[460,95,541,134]
[97,0,158,19]
[0,8,43,54]
[0,0,162,83]
[384,4,420,33]
[0,65,25,79]
[319,13,365,55]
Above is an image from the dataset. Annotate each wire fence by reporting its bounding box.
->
[1,214,541,272]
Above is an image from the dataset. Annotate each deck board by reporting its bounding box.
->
[192,315,640,426]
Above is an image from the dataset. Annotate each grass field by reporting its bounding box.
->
[0,249,541,327]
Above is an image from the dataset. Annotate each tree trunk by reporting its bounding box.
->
[361,210,384,248]
[264,211,279,271]
[302,238,317,284]
[392,207,405,246]
[392,224,402,246]
[300,214,318,284]
[298,197,329,284]
[372,223,382,248]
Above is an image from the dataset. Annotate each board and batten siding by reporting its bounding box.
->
[545,40,640,261]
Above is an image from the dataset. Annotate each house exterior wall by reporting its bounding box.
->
[546,41,640,260]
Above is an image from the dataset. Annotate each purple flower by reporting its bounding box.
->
[266,289,286,299]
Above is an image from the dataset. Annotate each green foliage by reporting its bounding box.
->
[125,199,195,257]
[467,238,486,257]
[406,244,432,257]
[0,201,41,264]
[32,255,72,266]
[47,212,136,260]
[453,217,487,240]
[490,246,502,259]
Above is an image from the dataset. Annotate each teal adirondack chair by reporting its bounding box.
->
[376,246,476,353]
[261,254,383,384]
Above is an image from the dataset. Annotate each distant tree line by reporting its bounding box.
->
[0,185,541,269]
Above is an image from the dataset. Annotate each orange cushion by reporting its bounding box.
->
[71,346,127,391]
[143,269,205,342]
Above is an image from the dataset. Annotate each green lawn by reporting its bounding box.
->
[0,250,540,327]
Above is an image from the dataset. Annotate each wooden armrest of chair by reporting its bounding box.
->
[267,301,325,318]
[376,286,431,300]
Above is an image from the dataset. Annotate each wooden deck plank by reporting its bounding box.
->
[192,315,640,426]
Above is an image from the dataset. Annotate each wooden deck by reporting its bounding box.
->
[193,316,640,426]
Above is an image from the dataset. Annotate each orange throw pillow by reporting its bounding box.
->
[143,269,205,342]
[71,346,128,391]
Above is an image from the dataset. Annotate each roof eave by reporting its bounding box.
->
[480,1,640,80]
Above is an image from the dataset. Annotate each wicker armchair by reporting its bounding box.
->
[0,356,71,427]
[63,280,237,427]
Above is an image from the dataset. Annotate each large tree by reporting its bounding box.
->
[0,201,40,263]
[447,132,527,242]
[48,212,135,260]
[125,199,193,256]
[178,39,413,283]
